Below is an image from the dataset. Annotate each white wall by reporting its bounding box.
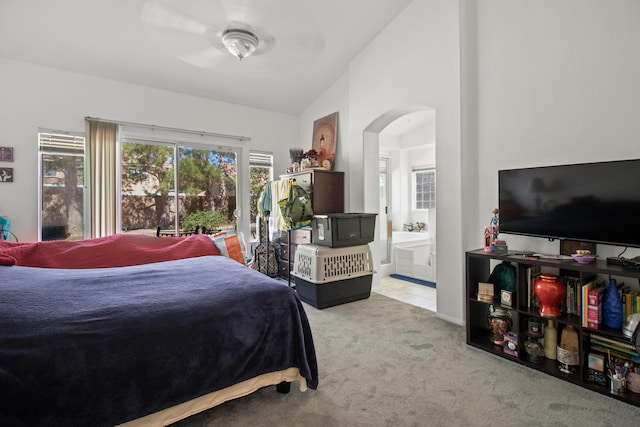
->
[464,0,640,261]
[299,0,462,323]
[347,0,462,324]
[0,57,299,242]
[298,73,350,181]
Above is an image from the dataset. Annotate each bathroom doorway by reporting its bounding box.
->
[363,106,437,296]
[380,110,436,280]
[367,108,437,311]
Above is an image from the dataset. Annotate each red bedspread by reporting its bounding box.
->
[0,233,221,268]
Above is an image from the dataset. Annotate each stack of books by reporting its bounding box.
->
[587,286,605,329]
[563,276,581,315]
[526,265,541,309]
[589,333,640,363]
[581,277,606,328]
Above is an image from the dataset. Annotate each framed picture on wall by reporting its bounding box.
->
[0,167,13,182]
[0,146,13,162]
[312,112,338,170]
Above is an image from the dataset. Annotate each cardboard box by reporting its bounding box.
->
[587,353,607,386]
[588,305,602,321]
[588,317,602,330]
[587,352,605,371]
[588,287,606,306]
[479,282,494,297]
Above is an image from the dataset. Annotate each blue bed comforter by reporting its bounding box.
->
[0,256,318,426]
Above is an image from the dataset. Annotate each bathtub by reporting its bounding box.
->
[391,232,436,282]
[392,231,430,244]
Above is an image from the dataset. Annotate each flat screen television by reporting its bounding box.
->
[498,159,640,248]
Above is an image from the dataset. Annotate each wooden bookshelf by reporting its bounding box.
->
[466,249,640,407]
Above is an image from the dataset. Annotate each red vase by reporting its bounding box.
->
[534,274,565,317]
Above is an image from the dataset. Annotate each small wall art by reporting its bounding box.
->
[0,168,13,182]
[0,146,13,162]
[312,112,338,170]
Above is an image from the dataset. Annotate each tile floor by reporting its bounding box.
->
[374,275,437,312]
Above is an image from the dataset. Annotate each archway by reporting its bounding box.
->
[363,105,436,293]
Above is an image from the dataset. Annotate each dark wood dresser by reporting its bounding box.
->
[278,170,344,280]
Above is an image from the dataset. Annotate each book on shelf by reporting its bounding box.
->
[589,333,635,351]
[582,281,594,328]
[587,287,605,330]
[526,265,541,309]
[589,333,640,363]
[620,287,640,319]
[582,278,606,328]
[563,276,581,315]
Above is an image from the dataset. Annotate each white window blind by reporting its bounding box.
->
[250,152,273,167]
[39,132,85,154]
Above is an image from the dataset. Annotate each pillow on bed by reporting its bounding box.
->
[0,233,221,268]
[211,232,246,265]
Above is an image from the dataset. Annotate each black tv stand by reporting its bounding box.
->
[465,248,640,408]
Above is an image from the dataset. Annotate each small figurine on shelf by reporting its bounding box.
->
[484,208,500,252]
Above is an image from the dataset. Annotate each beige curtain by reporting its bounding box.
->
[87,119,118,238]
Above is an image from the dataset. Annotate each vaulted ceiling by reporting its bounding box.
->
[0,0,413,115]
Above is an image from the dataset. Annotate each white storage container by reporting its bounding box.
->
[292,244,373,284]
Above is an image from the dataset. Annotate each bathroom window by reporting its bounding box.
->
[413,168,435,210]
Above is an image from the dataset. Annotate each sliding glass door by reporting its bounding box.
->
[121,140,237,235]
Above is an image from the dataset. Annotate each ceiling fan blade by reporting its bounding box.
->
[179,47,228,69]
[218,0,276,28]
[141,1,211,36]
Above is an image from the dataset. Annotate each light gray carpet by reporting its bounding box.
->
[173,293,640,426]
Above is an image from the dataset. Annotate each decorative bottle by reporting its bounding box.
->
[543,319,557,360]
[603,278,623,329]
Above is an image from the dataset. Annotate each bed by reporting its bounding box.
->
[0,234,318,426]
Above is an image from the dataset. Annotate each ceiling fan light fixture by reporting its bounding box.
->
[221,28,259,60]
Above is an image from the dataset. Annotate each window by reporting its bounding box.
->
[413,168,436,210]
[249,151,273,240]
[38,131,86,241]
[121,139,239,236]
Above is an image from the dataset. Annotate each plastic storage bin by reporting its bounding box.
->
[291,244,373,309]
[311,213,377,247]
[292,244,373,283]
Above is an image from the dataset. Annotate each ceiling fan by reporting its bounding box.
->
[140,0,324,70]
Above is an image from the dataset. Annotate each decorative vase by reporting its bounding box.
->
[603,278,623,329]
[557,325,579,373]
[534,273,565,317]
[543,319,557,360]
[488,305,512,345]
